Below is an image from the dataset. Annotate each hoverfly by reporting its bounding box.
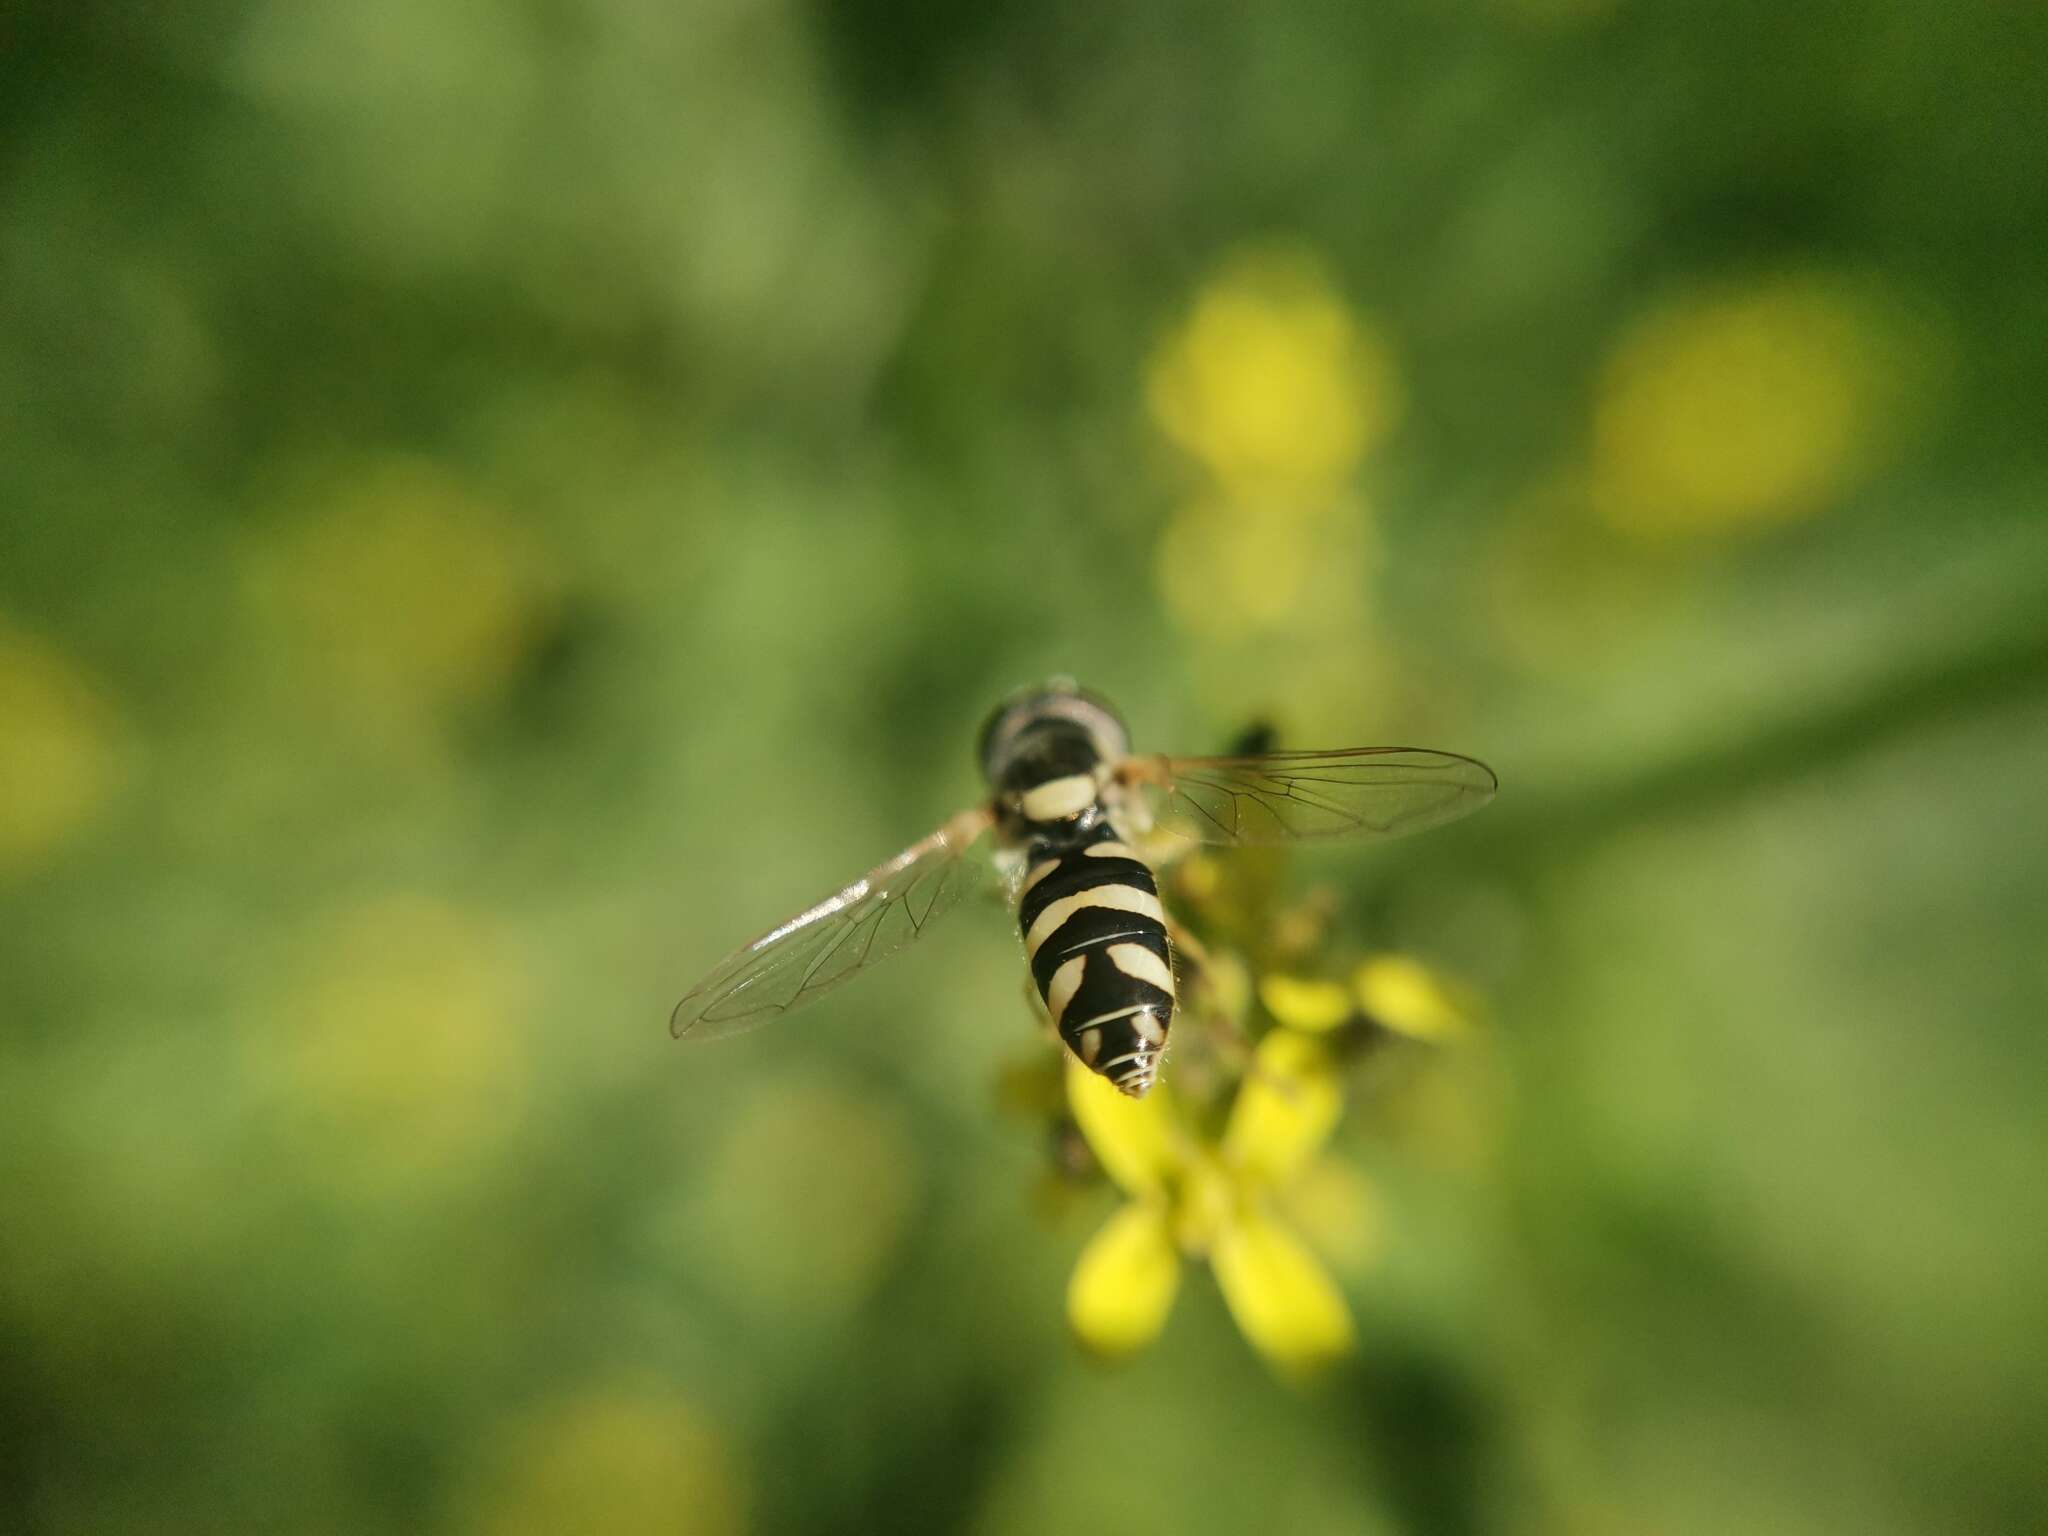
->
[671,682,1496,1097]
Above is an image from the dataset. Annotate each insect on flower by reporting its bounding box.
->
[670,681,1496,1096]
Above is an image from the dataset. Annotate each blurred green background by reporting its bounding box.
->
[5,1,2047,1532]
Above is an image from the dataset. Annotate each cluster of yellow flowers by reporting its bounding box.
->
[1020,850,1477,1379]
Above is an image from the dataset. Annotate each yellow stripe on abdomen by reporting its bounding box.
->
[1106,942,1175,997]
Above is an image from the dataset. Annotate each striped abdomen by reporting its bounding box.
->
[1018,821,1174,1096]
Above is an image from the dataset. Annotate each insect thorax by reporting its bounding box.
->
[980,685,1126,787]
[980,682,1130,842]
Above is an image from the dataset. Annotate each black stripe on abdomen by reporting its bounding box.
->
[1018,847,1157,935]
[1020,836,1170,997]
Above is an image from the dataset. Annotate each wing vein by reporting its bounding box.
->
[670,807,995,1042]
[1137,747,1496,848]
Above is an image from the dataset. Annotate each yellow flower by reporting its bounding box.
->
[1064,1028,1357,1377]
[1260,956,1477,1044]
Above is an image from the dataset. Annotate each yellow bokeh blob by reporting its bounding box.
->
[277,894,528,1190]
[1154,500,1313,639]
[1354,954,1471,1043]
[0,624,126,877]
[1480,474,1698,675]
[1282,1157,1383,1276]
[245,456,549,743]
[1148,247,1400,499]
[689,1077,919,1320]
[1146,246,1398,671]
[461,1385,745,1536]
[1591,273,1920,534]
[1258,973,1357,1033]
[1154,494,1375,643]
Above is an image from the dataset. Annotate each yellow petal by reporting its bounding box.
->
[1067,1203,1181,1358]
[1211,1205,1355,1377]
[1224,1030,1342,1185]
[1354,954,1470,1042]
[1258,973,1355,1032]
[1066,1057,1181,1196]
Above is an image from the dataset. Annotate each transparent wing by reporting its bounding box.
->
[1120,748,1497,847]
[670,807,995,1042]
